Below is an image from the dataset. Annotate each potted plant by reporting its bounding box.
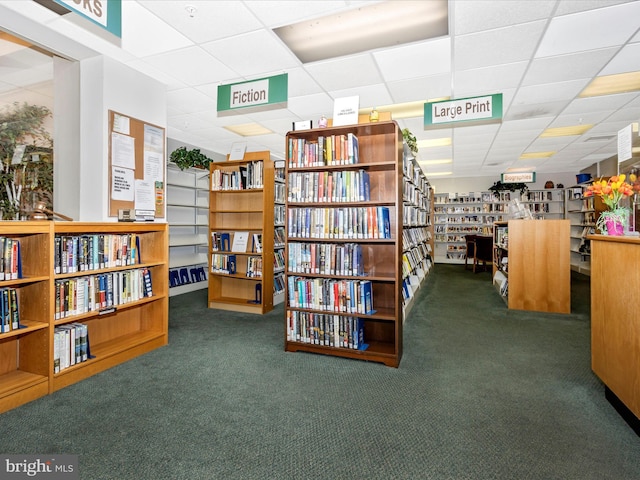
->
[170,146,213,170]
[401,128,418,158]
[585,175,635,235]
[0,102,53,220]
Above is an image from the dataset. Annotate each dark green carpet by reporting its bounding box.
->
[1,265,639,479]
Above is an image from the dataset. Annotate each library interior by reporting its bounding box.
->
[1,1,640,479]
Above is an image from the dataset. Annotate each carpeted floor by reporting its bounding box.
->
[1,264,638,479]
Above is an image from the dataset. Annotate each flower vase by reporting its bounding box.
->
[605,218,624,236]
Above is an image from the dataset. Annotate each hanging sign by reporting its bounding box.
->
[217,74,288,113]
[424,93,502,129]
[53,0,122,37]
[502,172,536,183]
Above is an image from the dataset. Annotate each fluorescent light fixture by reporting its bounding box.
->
[540,124,593,137]
[224,123,272,136]
[419,159,452,165]
[579,71,640,97]
[519,151,556,159]
[425,171,452,176]
[418,138,452,148]
[273,0,448,63]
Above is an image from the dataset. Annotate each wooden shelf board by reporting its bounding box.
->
[54,296,161,326]
[0,370,48,399]
[285,340,398,367]
[208,298,265,314]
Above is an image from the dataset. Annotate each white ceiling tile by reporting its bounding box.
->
[553,0,636,16]
[505,100,571,121]
[374,38,451,82]
[455,21,546,71]
[600,42,640,75]
[143,46,237,86]
[138,0,263,44]
[563,92,639,114]
[243,0,352,28]
[512,78,591,105]
[454,0,555,35]
[285,68,324,97]
[287,92,334,118]
[454,62,527,97]
[202,30,299,77]
[122,1,194,57]
[329,84,392,109]
[387,74,452,103]
[166,88,217,115]
[303,54,382,91]
[523,48,618,86]
[536,2,640,58]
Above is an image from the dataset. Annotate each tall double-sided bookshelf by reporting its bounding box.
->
[284,120,403,367]
[0,221,168,413]
[402,149,433,317]
[208,151,275,314]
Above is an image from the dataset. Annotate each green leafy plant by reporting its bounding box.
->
[0,102,53,219]
[401,128,418,157]
[170,146,213,170]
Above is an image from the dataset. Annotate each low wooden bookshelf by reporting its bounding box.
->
[0,221,168,414]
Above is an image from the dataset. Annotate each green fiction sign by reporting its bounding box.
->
[217,73,288,113]
[53,0,122,37]
[424,93,502,128]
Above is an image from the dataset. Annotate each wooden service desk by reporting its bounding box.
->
[588,234,640,431]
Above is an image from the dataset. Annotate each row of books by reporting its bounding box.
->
[211,231,262,253]
[404,205,430,227]
[288,133,359,168]
[54,268,153,319]
[274,182,286,204]
[54,234,140,274]
[0,287,19,333]
[403,160,431,193]
[286,311,366,350]
[275,205,285,226]
[287,242,365,276]
[274,273,285,295]
[274,250,285,271]
[403,182,431,210]
[287,206,391,240]
[211,253,237,275]
[287,276,374,314]
[0,237,22,281]
[403,228,431,250]
[435,205,483,214]
[54,323,89,373]
[246,256,263,278]
[274,227,285,248]
[211,160,264,190]
[288,169,370,203]
[402,248,432,278]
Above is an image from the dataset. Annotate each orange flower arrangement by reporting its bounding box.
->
[585,174,635,234]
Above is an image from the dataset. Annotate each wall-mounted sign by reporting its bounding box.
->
[424,93,502,129]
[502,172,536,183]
[217,74,288,113]
[53,0,122,37]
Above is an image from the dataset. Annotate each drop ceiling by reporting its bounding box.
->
[1,0,640,178]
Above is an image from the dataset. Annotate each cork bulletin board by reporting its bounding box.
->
[108,110,166,218]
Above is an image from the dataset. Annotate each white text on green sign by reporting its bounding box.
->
[424,94,502,128]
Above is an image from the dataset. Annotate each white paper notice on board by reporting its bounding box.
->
[144,150,162,183]
[112,132,136,169]
[332,96,359,127]
[113,113,130,135]
[618,124,632,163]
[134,179,155,211]
[112,166,134,201]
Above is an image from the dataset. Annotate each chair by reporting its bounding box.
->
[464,234,477,270]
[472,235,493,273]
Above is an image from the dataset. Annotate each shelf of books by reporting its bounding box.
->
[208,151,275,314]
[401,149,433,318]
[274,160,286,306]
[565,185,603,276]
[51,222,168,392]
[0,221,168,413]
[284,120,403,367]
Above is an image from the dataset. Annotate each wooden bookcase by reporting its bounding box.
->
[0,221,168,414]
[492,219,570,314]
[284,120,403,367]
[0,221,52,414]
[208,152,275,314]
